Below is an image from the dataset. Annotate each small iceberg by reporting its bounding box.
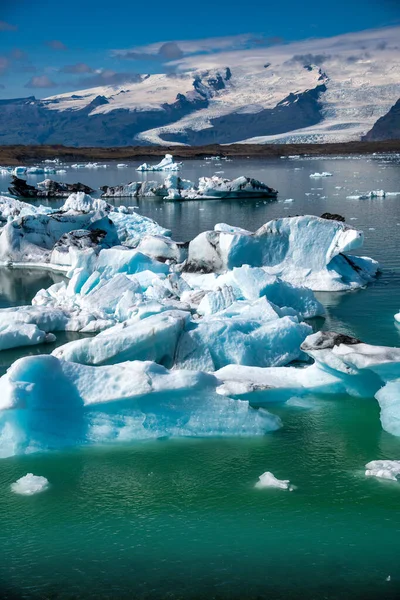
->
[309,172,332,178]
[8,176,95,198]
[136,154,182,172]
[347,190,386,200]
[11,473,49,495]
[255,471,294,490]
[117,163,128,168]
[365,460,400,481]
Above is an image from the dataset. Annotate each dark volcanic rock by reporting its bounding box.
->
[363,98,400,141]
[301,331,362,352]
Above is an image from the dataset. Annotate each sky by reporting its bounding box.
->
[0,0,399,98]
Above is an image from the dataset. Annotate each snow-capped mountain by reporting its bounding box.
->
[0,26,399,146]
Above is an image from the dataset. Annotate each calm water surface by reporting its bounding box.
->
[0,155,400,599]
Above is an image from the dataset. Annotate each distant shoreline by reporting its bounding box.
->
[0,140,399,166]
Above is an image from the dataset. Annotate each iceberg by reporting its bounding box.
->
[100,174,277,200]
[11,473,49,495]
[347,190,386,200]
[136,154,182,172]
[255,472,294,490]
[0,355,281,457]
[365,460,400,481]
[8,176,94,198]
[309,172,332,178]
[194,176,277,199]
[181,215,378,291]
[216,331,400,435]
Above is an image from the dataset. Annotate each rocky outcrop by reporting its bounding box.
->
[363,98,400,141]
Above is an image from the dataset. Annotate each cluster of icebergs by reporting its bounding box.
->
[1,189,400,458]
[101,174,278,200]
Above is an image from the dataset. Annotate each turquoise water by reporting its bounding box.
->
[0,155,400,598]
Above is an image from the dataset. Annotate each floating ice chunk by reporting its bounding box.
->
[183,216,377,291]
[136,154,182,172]
[395,312,400,324]
[0,322,55,351]
[26,167,45,175]
[365,460,400,481]
[11,473,49,495]
[347,190,386,200]
[0,355,280,457]
[255,471,294,490]
[196,175,277,199]
[309,172,332,178]
[117,164,128,168]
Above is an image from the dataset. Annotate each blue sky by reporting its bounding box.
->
[0,0,398,98]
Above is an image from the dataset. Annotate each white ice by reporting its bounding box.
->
[11,473,49,495]
[136,154,182,172]
[255,471,294,490]
[365,460,400,481]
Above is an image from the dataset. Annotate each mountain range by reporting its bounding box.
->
[0,26,399,147]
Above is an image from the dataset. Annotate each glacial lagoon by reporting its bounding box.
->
[0,154,400,599]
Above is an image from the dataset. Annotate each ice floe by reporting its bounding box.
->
[11,473,49,495]
[309,172,332,178]
[365,460,400,481]
[255,472,294,490]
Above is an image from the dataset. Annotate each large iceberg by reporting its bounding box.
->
[0,355,281,457]
[181,215,378,291]
[8,176,94,198]
[136,153,182,172]
[101,174,278,200]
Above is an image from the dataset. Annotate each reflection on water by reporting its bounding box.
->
[0,268,90,375]
[0,267,64,308]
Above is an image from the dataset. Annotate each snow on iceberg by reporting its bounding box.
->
[11,473,49,495]
[0,355,281,457]
[255,471,294,490]
[365,460,400,481]
[136,154,182,172]
[181,215,378,291]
